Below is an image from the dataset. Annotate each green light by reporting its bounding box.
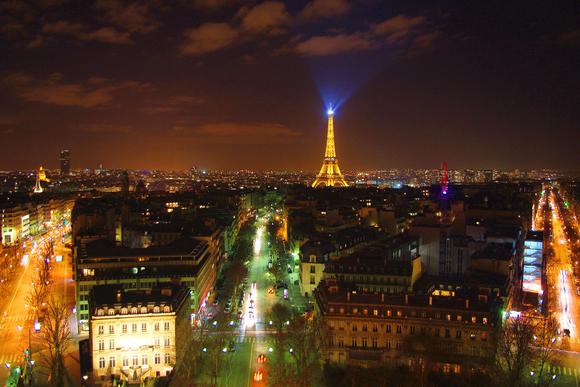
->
[564,201,569,207]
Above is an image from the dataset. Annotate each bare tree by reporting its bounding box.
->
[496,315,536,387]
[40,297,72,387]
[530,315,558,387]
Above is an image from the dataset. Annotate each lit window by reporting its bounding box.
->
[121,308,128,315]
[164,321,170,331]
[154,306,160,313]
[471,316,476,323]
[109,325,114,334]
[108,309,115,316]
[142,323,147,332]
[446,314,451,321]
[98,325,104,335]
[373,309,378,316]
[483,317,488,325]
[163,306,170,313]
[141,307,147,314]
[131,307,138,314]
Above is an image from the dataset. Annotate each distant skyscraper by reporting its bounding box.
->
[60,149,71,175]
[312,108,348,188]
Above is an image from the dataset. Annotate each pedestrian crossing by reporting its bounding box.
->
[0,312,34,324]
[548,365,579,377]
[0,353,23,366]
[232,335,269,344]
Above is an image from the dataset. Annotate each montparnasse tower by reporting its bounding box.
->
[311,108,348,188]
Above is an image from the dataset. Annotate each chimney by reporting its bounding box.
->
[405,294,409,305]
[465,299,470,309]
[347,292,350,302]
[429,296,432,306]
[116,290,122,303]
[381,293,385,303]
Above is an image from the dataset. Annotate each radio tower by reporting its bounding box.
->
[312,108,348,188]
[440,161,448,196]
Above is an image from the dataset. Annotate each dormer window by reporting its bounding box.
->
[121,308,128,315]
[108,309,115,316]
[141,307,147,314]
[97,309,104,316]
[131,307,138,314]
[163,306,170,313]
[153,306,160,313]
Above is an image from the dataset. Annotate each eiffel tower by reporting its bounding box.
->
[312,108,348,188]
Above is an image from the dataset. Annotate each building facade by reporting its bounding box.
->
[89,284,191,384]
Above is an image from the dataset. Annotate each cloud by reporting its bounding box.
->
[80,123,133,133]
[300,0,351,20]
[191,0,235,10]
[41,20,84,35]
[180,22,238,55]
[240,1,290,34]
[373,14,425,43]
[142,95,205,113]
[94,0,159,33]
[80,27,132,44]
[295,33,372,55]
[4,72,150,108]
[560,29,580,44]
[173,122,302,143]
[293,14,437,56]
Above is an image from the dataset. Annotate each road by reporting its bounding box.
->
[0,222,76,385]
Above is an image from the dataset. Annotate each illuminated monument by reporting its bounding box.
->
[312,108,348,188]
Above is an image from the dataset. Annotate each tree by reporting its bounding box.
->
[495,315,536,387]
[41,297,72,386]
[530,315,558,387]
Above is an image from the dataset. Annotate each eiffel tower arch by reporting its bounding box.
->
[312,109,348,188]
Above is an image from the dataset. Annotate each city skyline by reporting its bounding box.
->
[1,1,579,171]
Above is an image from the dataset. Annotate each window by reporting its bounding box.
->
[108,325,114,334]
[98,340,105,351]
[410,326,416,335]
[163,306,170,313]
[420,327,426,335]
[396,325,402,334]
[164,321,170,331]
[122,324,127,334]
[351,337,357,347]
[483,317,488,325]
[471,316,477,323]
[142,355,148,365]
[99,357,105,369]
[396,342,402,350]
[456,330,462,339]
[164,353,171,364]
[108,309,115,316]
[142,323,147,332]
[310,276,316,285]
[386,340,391,350]
[352,324,358,332]
[362,337,368,348]
[338,336,344,347]
[387,310,392,317]
[132,355,139,366]
[98,325,104,335]
[446,314,451,321]
[310,266,316,274]
[109,356,115,368]
[372,337,378,348]
[445,329,450,338]
[386,325,391,333]
[164,337,170,347]
[154,306,160,313]
[132,323,137,333]
[457,315,462,322]
[372,324,378,333]
[121,308,128,315]
[435,328,440,337]
[109,339,114,350]
[123,357,129,367]
[397,310,402,317]
[141,307,147,314]
[154,337,160,347]
[154,322,160,331]
[154,353,161,364]
[362,324,368,332]
[352,308,358,314]
[373,309,378,316]
[131,307,138,314]
[482,332,488,341]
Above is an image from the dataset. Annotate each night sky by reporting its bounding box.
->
[1,0,579,171]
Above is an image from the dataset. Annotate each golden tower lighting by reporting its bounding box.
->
[312,108,348,188]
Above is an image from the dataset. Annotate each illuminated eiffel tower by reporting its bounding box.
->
[312,108,348,188]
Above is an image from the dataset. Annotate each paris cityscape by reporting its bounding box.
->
[1,1,580,387]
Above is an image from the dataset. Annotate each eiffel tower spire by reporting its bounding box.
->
[312,108,348,188]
